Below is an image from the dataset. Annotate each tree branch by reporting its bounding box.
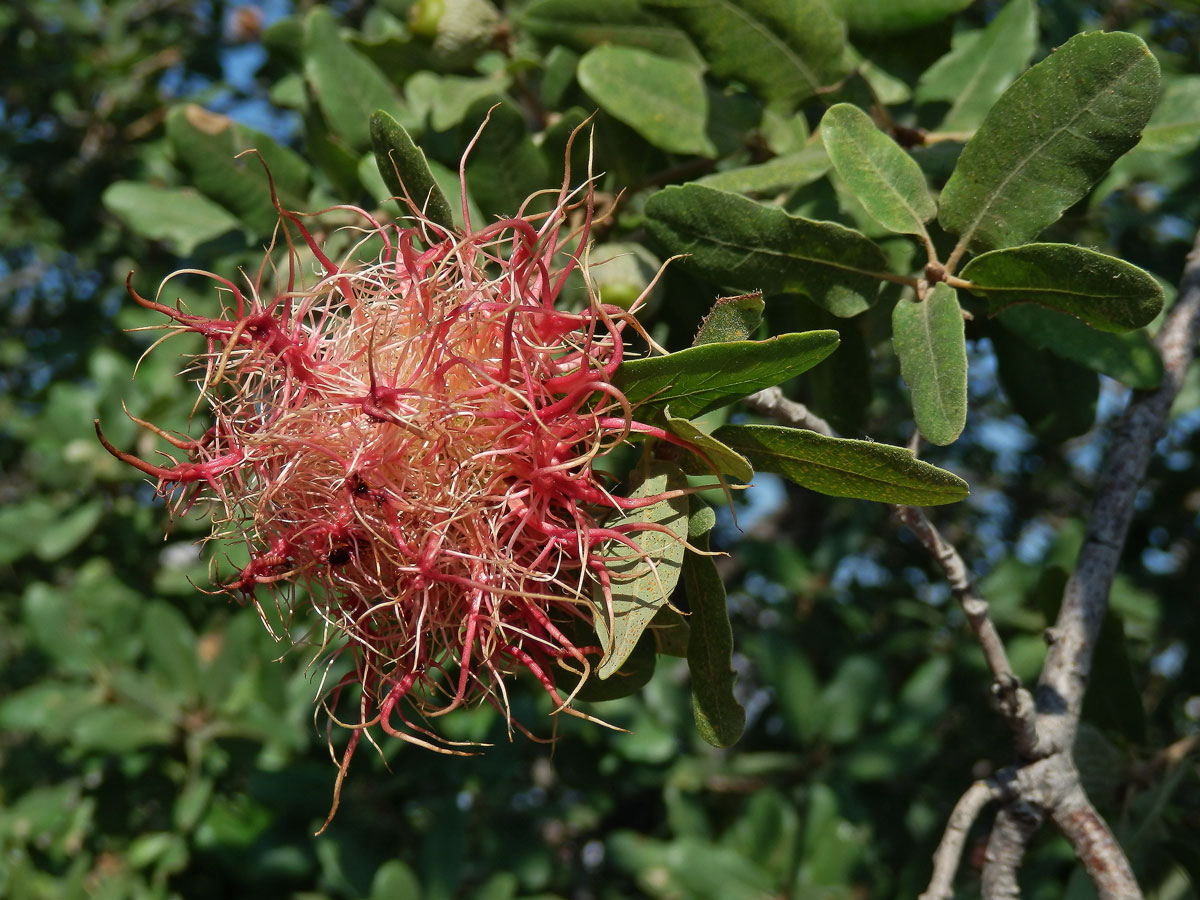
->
[743,387,834,435]
[1036,233,1200,754]
[980,801,1043,900]
[896,506,1039,756]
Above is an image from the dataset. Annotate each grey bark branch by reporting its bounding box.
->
[1036,235,1200,755]
[743,386,834,436]
[916,231,1200,900]
[748,241,1200,900]
[895,506,1040,756]
[981,801,1042,900]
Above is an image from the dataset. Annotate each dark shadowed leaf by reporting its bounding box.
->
[645,184,887,316]
[990,323,1099,442]
[592,462,690,678]
[820,103,935,236]
[370,110,455,232]
[892,283,967,446]
[614,330,840,420]
[998,305,1162,389]
[693,293,765,345]
[685,530,746,748]
[714,424,969,504]
[914,0,1037,131]
[961,243,1163,332]
[647,0,847,108]
[939,32,1160,252]
[577,45,716,156]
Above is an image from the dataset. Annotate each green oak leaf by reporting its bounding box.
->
[167,105,310,237]
[645,184,887,316]
[824,0,973,35]
[664,408,754,482]
[102,183,241,255]
[647,0,847,109]
[614,330,840,420]
[519,0,703,63]
[592,462,690,679]
[914,0,1038,132]
[370,110,456,232]
[695,144,830,196]
[692,293,765,345]
[939,31,1160,252]
[714,424,969,505]
[960,243,1163,332]
[685,529,746,748]
[892,284,967,446]
[303,7,409,151]
[820,103,936,237]
[577,45,716,157]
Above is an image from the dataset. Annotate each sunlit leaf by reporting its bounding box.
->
[961,243,1163,332]
[820,103,935,236]
[614,330,840,420]
[939,32,1160,252]
[577,45,717,157]
[892,284,967,446]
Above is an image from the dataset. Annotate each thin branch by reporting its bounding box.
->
[743,386,834,436]
[920,778,1006,900]
[980,801,1043,900]
[1036,232,1200,755]
[896,506,1039,755]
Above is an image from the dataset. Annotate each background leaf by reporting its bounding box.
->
[577,45,716,157]
[892,284,967,446]
[820,103,935,236]
[167,105,310,236]
[647,0,847,109]
[613,330,840,420]
[645,184,887,316]
[304,7,407,150]
[695,145,830,197]
[520,0,703,62]
[914,0,1038,131]
[939,31,1160,252]
[714,425,969,504]
[102,183,240,254]
[961,243,1163,332]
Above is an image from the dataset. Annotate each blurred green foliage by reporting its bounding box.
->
[2,1,1199,898]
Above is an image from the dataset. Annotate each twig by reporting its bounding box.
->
[920,778,1007,900]
[743,386,834,436]
[1036,233,1200,755]
[896,506,1040,756]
